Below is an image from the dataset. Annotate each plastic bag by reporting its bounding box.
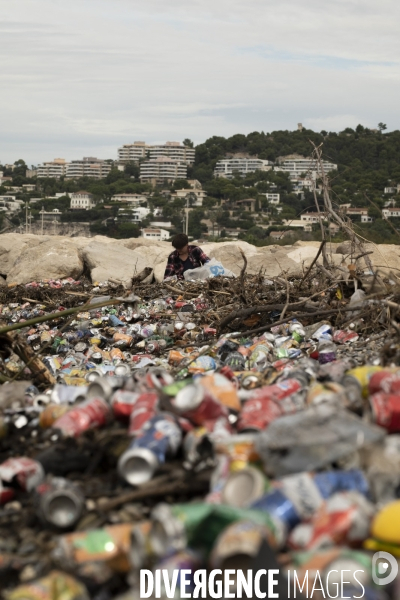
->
[183,258,235,281]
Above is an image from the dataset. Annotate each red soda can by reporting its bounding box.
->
[131,354,153,363]
[203,327,217,337]
[250,379,302,403]
[196,301,208,311]
[369,371,400,396]
[237,398,282,432]
[175,301,188,309]
[143,369,174,390]
[272,358,292,371]
[333,330,359,344]
[0,457,45,492]
[173,383,232,433]
[111,390,140,420]
[370,392,400,432]
[53,396,112,437]
[237,379,303,432]
[129,392,159,435]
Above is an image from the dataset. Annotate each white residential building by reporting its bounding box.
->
[140,157,187,184]
[5,187,22,193]
[22,184,36,192]
[345,207,369,218]
[118,141,195,165]
[276,154,337,177]
[171,188,206,206]
[44,193,71,200]
[37,159,68,179]
[291,176,316,192]
[214,158,272,179]
[149,142,195,165]
[300,212,328,222]
[118,142,148,163]
[383,208,400,218]
[150,217,172,228]
[0,174,13,185]
[384,187,397,194]
[282,219,312,232]
[66,157,112,179]
[260,193,280,204]
[111,193,148,204]
[141,228,170,241]
[70,191,95,210]
[117,207,150,222]
[0,199,22,213]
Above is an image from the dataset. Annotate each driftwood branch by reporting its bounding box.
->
[239,248,248,304]
[300,240,326,285]
[2,332,56,386]
[218,300,312,331]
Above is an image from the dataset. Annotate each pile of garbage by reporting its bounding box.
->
[2,269,400,599]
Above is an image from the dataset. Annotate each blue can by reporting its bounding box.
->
[250,488,300,530]
[314,469,370,499]
[118,413,182,486]
[109,314,125,327]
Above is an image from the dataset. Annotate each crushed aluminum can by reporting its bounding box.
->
[86,375,126,401]
[221,465,270,508]
[173,382,231,433]
[370,392,400,433]
[0,457,45,492]
[128,392,159,436]
[118,413,182,485]
[111,390,140,420]
[289,491,374,551]
[368,370,400,396]
[188,355,216,374]
[35,476,85,530]
[52,397,112,437]
[237,379,304,432]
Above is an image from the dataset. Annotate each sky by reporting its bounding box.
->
[1,0,400,165]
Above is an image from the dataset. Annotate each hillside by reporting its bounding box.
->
[2,125,400,245]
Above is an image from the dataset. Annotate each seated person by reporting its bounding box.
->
[163,234,210,280]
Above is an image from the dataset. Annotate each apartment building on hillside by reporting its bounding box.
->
[140,157,187,184]
[37,157,112,179]
[118,142,148,163]
[118,141,195,165]
[276,154,337,176]
[214,158,272,179]
[37,159,68,179]
[149,142,195,164]
[66,157,112,179]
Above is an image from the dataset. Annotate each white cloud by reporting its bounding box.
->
[1,0,400,163]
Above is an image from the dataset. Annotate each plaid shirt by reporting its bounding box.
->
[164,245,210,280]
